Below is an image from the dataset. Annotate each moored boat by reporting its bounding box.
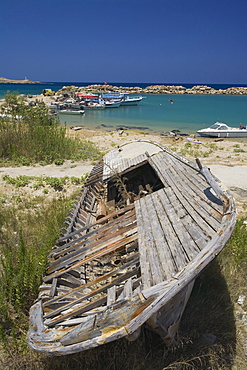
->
[82,103,105,109]
[119,93,143,105]
[59,109,85,115]
[28,140,235,356]
[197,122,247,138]
[104,100,121,108]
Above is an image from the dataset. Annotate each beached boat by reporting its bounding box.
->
[197,122,247,138]
[70,126,84,131]
[28,140,235,356]
[59,109,85,115]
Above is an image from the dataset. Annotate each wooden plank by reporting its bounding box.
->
[44,267,140,326]
[50,211,137,269]
[43,232,138,283]
[165,154,223,221]
[141,194,179,276]
[47,218,137,275]
[43,253,140,309]
[161,185,210,244]
[51,211,135,261]
[56,203,135,245]
[135,197,165,287]
[150,191,190,269]
[149,155,218,238]
[49,278,58,298]
[123,278,133,299]
[134,200,152,289]
[107,285,116,306]
[160,188,204,258]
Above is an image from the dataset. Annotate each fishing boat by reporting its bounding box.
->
[197,122,247,138]
[77,94,106,109]
[102,92,143,106]
[28,140,235,356]
[82,103,105,109]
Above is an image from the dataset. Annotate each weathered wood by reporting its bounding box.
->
[28,140,236,356]
[43,253,140,310]
[44,267,140,327]
[166,153,223,217]
[150,155,218,238]
[45,221,137,278]
[49,278,58,298]
[53,209,136,261]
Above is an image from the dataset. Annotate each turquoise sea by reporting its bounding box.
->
[1,82,247,134]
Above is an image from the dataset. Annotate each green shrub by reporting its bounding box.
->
[0,194,75,353]
[0,92,103,165]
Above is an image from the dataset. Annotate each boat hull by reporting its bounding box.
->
[198,130,247,138]
[120,98,143,106]
[28,140,236,355]
[59,110,85,115]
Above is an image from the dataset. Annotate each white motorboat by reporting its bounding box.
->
[104,100,121,108]
[59,110,85,115]
[119,93,143,106]
[197,122,247,138]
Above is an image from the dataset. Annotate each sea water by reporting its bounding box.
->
[1,82,247,134]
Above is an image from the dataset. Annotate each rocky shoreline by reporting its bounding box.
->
[1,77,247,94]
[57,83,247,95]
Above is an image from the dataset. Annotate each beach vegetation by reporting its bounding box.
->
[233,148,245,153]
[0,92,103,166]
[2,174,87,191]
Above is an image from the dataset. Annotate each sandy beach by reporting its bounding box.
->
[0,128,246,217]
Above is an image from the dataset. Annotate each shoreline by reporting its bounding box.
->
[0,129,246,217]
[1,80,247,94]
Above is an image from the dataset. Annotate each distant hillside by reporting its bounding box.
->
[0,77,40,84]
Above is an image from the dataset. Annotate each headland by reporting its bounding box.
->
[0,77,40,84]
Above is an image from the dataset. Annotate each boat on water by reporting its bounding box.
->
[197,122,247,138]
[119,93,143,106]
[104,100,121,108]
[28,140,235,356]
[82,103,105,109]
[59,109,85,115]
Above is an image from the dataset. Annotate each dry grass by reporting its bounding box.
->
[0,123,246,369]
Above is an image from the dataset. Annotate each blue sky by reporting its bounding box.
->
[1,0,247,84]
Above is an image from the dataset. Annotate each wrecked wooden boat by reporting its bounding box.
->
[28,140,236,356]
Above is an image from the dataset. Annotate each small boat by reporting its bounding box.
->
[59,110,85,115]
[49,103,65,110]
[70,126,84,131]
[28,140,235,356]
[82,103,105,109]
[197,122,247,138]
[104,100,121,108]
[119,93,143,106]
[187,137,202,144]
